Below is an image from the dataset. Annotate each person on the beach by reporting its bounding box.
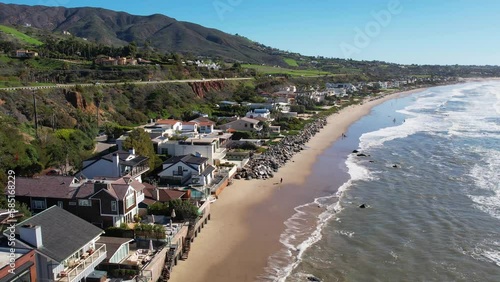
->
[280,178,283,183]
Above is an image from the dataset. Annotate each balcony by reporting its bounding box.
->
[213,147,227,161]
[57,243,107,282]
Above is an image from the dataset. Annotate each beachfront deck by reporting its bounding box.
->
[56,243,107,282]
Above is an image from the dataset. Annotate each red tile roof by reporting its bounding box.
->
[155,119,180,125]
[143,187,186,202]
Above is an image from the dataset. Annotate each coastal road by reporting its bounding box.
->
[0,77,254,91]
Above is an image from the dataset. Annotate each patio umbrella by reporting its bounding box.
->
[170,209,176,228]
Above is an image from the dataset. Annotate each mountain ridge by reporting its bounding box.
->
[0,2,285,65]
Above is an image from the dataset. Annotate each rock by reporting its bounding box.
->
[359,204,367,208]
[307,276,321,282]
[352,150,359,153]
[357,153,368,157]
[392,164,398,168]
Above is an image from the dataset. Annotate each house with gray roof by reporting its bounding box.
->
[157,154,216,187]
[13,176,145,228]
[219,117,263,132]
[5,206,107,282]
[78,149,149,182]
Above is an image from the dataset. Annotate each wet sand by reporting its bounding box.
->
[169,88,427,282]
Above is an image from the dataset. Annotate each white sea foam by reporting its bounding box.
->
[262,81,500,281]
[359,82,500,151]
[483,250,500,267]
[468,148,500,219]
[472,240,500,267]
[260,155,373,281]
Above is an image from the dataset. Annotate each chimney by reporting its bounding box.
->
[112,153,120,176]
[155,188,160,201]
[129,148,135,155]
[19,224,43,248]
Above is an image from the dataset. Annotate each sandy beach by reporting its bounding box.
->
[169,88,427,282]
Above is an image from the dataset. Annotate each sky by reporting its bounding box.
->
[3,0,500,65]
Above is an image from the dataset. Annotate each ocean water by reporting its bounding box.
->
[262,82,500,282]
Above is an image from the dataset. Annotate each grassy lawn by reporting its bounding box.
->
[242,64,331,77]
[0,55,14,63]
[283,58,299,67]
[0,25,43,46]
[25,58,66,70]
[0,81,22,88]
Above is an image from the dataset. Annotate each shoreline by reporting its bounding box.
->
[168,87,428,282]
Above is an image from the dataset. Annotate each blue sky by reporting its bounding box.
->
[3,0,500,65]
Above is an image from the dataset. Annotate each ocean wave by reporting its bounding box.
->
[471,240,500,267]
[359,81,500,150]
[259,183,346,282]
[468,148,500,219]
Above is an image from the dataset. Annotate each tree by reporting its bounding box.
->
[122,42,138,58]
[147,202,169,215]
[167,199,199,221]
[122,128,156,169]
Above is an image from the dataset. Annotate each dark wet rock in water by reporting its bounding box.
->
[369,160,375,163]
[359,204,367,208]
[307,276,321,282]
[357,153,368,157]
[392,164,399,168]
[352,149,359,153]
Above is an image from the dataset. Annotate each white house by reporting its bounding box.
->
[158,137,227,166]
[143,125,171,137]
[155,119,183,133]
[158,154,216,187]
[78,149,149,182]
[181,121,198,133]
[190,117,216,134]
[219,117,263,132]
[246,108,271,119]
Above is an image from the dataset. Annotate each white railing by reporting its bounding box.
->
[57,244,107,282]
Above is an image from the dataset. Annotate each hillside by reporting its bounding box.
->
[0,3,285,65]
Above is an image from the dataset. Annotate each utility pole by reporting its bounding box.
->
[52,111,56,132]
[33,90,38,138]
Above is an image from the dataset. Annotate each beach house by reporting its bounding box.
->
[14,176,146,228]
[157,154,216,186]
[157,136,227,166]
[78,149,150,182]
[5,206,107,282]
[219,117,263,132]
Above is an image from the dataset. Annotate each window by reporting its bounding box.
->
[32,200,45,209]
[244,123,247,127]
[111,201,117,212]
[78,199,91,206]
[57,201,63,208]
[69,201,77,206]
[125,194,135,209]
